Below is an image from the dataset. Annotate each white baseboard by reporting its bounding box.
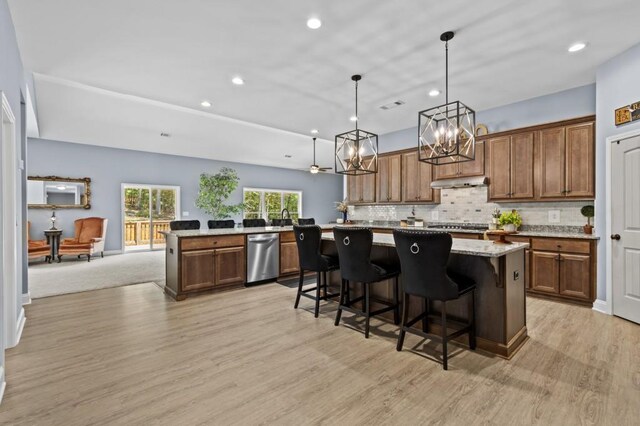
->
[0,369,6,406]
[104,250,123,256]
[22,291,31,305]
[592,299,610,315]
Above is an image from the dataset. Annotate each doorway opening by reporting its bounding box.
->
[122,184,180,252]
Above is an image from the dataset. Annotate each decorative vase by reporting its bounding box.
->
[503,224,516,233]
[342,211,348,223]
[583,224,593,235]
[336,218,344,224]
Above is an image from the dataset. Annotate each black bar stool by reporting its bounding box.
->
[297,218,315,225]
[272,218,293,226]
[292,225,340,317]
[169,220,200,230]
[208,220,235,229]
[393,230,476,370]
[333,227,400,338]
[243,218,266,227]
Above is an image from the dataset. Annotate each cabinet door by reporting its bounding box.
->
[510,132,535,199]
[538,127,566,198]
[559,253,591,300]
[418,159,437,202]
[488,136,511,199]
[361,173,376,203]
[388,154,402,202]
[214,247,246,286]
[402,152,419,202]
[525,249,531,289]
[347,175,360,203]
[181,249,216,292]
[434,160,459,180]
[376,156,390,202]
[565,122,595,198]
[459,141,485,177]
[531,251,559,294]
[280,241,300,275]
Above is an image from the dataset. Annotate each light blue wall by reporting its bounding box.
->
[27,138,344,252]
[378,84,596,153]
[595,42,640,301]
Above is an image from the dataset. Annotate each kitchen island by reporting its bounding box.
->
[321,231,529,358]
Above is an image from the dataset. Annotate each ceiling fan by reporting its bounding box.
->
[308,137,332,174]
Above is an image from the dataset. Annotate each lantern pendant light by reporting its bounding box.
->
[418,31,476,165]
[335,75,378,175]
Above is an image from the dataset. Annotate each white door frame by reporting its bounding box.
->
[120,183,181,253]
[604,127,640,316]
[1,92,20,349]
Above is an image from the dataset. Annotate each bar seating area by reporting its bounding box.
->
[169,220,201,230]
[207,219,235,229]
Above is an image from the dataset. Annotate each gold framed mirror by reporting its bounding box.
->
[27,176,91,209]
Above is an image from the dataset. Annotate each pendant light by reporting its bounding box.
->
[418,31,476,165]
[335,75,378,175]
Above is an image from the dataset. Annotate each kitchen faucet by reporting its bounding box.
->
[281,208,290,219]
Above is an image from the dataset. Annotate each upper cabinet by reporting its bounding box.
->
[434,141,485,180]
[402,151,440,203]
[347,173,376,204]
[488,117,595,202]
[376,153,402,203]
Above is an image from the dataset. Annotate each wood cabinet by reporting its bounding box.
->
[488,132,535,200]
[564,122,595,198]
[347,173,376,204]
[214,246,246,286]
[376,154,402,203]
[181,249,216,292]
[401,151,439,203]
[434,141,485,180]
[279,232,300,276]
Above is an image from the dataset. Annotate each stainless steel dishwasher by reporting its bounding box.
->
[246,233,280,284]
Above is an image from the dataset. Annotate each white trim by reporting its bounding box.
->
[0,370,6,405]
[605,127,640,317]
[104,249,123,256]
[22,292,31,305]
[242,187,303,220]
[592,299,608,314]
[14,308,26,347]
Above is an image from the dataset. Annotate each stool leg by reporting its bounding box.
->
[294,270,304,309]
[322,271,328,301]
[314,272,321,318]
[397,293,409,351]
[334,279,345,326]
[441,301,448,370]
[422,298,429,332]
[469,289,477,350]
[364,282,371,338]
[393,276,400,325]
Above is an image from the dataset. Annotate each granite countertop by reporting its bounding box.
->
[161,225,334,237]
[321,232,528,258]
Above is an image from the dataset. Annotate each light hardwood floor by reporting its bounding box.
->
[0,283,638,425]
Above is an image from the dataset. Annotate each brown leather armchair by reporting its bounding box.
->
[58,217,108,262]
[27,221,52,263]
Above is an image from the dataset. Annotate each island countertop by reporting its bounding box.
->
[160,225,334,237]
[321,231,528,258]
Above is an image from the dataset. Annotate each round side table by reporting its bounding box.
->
[44,229,63,264]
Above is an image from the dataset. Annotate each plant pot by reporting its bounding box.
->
[336,218,344,224]
[503,224,517,233]
[583,224,593,235]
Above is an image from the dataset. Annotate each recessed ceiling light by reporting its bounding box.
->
[306,17,322,29]
[232,76,244,85]
[568,42,587,53]
[350,115,358,122]
[428,89,440,97]
[200,100,212,108]
[310,129,319,134]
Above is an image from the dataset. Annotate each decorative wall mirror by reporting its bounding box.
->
[27,176,91,209]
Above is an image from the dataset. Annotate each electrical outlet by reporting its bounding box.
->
[431,211,439,221]
[548,210,560,223]
[182,211,190,217]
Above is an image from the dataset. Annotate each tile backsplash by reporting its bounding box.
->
[349,186,593,227]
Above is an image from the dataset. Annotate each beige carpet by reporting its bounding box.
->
[28,251,165,299]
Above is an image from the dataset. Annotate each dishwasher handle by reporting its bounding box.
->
[248,234,279,243]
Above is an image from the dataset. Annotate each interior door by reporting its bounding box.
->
[612,135,640,324]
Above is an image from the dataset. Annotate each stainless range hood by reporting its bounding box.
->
[430,176,488,189]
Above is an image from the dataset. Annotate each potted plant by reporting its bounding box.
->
[581,205,594,235]
[195,167,244,219]
[490,208,501,230]
[335,200,349,224]
[498,209,522,233]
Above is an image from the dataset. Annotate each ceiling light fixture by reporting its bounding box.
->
[568,42,587,53]
[200,100,212,107]
[310,129,319,134]
[232,76,244,85]
[335,75,378,175]
[349,115,358,122]
[306,17,322,29]
[309,137,331,174]
[418,31,476,165]
[428,89,440,97]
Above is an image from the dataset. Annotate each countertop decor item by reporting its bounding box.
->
[475,123,488,136]
[334,75,378,176]
[195,167,244,219]
[485,229,518,244]
[418,31,476,165]
[581,205,595,234]
[335,200,349,223]
[498,209,522,233]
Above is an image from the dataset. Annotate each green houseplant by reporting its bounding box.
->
[581,205,594,235]
[195,167,244,219]
[498,209,522,232]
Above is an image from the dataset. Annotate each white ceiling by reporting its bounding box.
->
[8,0,640,170]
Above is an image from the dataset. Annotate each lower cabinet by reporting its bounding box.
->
[279,232,300,276]
[215,246,246,286]
[181,249,216,292]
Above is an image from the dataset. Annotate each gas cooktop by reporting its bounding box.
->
[427,224,489,231]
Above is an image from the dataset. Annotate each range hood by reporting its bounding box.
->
[431,176,488,189]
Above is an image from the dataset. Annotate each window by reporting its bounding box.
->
[243,188,302,221]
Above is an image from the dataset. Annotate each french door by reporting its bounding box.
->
[122,184,180,252]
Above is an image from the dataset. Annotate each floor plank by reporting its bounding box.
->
[0,283,638,425]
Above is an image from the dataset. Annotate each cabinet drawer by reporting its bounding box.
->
[181,235,245,251]
[450,232,482,240]
[279,231,295,243]
[488,235,530,244]
[531,238,590,254]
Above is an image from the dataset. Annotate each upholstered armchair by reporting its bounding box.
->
[27,221,51,263]
[58,217,108,262]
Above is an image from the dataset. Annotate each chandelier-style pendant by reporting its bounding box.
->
[419,31,476,165]
[335,75,378,175]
